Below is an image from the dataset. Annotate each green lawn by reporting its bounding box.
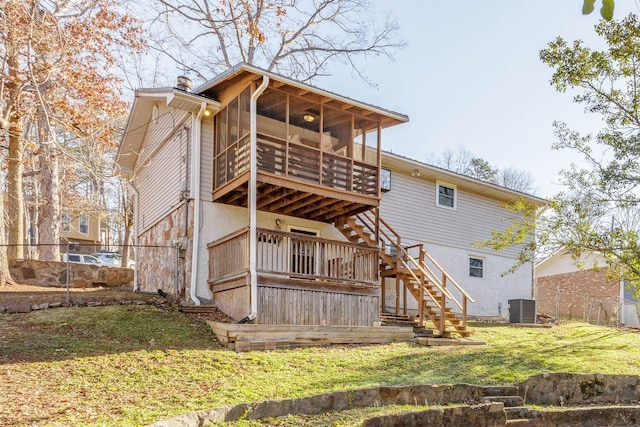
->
[1,305,639,426]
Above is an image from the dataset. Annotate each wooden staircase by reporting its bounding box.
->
[336,211,475,337]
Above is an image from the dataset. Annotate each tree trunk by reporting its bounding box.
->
[38,141,60,261]
[0,149,15,285]
[120,185,134,266]
[6,35,25,263]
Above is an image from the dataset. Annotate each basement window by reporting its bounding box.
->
[469,257,484,278]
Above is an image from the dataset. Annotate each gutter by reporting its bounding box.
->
[189,101,207,305]
[246,76,270,322]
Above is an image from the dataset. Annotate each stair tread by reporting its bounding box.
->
[340,214,472,340]
[483,395,525,407]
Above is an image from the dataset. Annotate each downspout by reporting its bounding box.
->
[189,101,207,305]
[245,76,270,322]
[127,181,139,292]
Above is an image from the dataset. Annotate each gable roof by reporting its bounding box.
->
[195,63,409,129]
[116,63,409,179]
[116,88,221,178]
[381,150,547,205]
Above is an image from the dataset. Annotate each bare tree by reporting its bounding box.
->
[147,0,404,83]
[499,167,535,194]
[0,0,144,273]
[427,145,536,193]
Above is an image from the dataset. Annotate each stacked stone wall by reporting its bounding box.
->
[520,373,640,406]
[137,203,193,298]
[10,259,133,288]
[149,373,640,427]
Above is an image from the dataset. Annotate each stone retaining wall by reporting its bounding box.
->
[10,259,134,288]
[520,373,640,406]
[147,374,640,427]
[362,403,506,427]
[148,384,511,426]
[525,406,640,426]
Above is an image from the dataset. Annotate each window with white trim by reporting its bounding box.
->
[79,214,89,234]
[469,257,484,278]
[62,212,70,232]
[436,181,456,209]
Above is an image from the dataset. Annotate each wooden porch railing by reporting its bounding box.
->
[207,227,379,286]
[213,132,378,197]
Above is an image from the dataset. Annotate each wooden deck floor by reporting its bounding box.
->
[207,321,415,351]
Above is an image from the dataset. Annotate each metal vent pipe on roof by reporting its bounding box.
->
[176,76,192,92]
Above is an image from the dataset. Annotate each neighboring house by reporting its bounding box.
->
[24,199,107,256]
[59,211,106,254]
[535,250,639,327]
[116,63,541,336]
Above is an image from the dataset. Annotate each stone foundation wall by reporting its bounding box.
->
[137,203,192,298]
[536,269,619,319]
[10,259,133,288]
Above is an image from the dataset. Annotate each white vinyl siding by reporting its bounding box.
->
[379,170,523,259]
[135,104,189,169]
[136,114,190,232]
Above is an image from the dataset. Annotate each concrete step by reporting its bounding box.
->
[480,386,520,397]
[483,395,525,407]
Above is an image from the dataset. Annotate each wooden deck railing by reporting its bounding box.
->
[208,227,379,286]
[213,132,378,197]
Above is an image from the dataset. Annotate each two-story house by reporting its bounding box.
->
[117,63,543,337]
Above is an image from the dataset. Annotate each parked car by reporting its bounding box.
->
[62,254,102,265]
[91,252,135,269]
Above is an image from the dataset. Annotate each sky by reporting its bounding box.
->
[317,1,640,198]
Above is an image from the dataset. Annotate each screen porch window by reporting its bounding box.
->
[381,168,391,192]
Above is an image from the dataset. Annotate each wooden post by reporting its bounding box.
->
[440,273,447,334]
[285,93,290,177]
[381,276,386,315]
[318,104,324,186]
[418,244,425,326]
[418,279,424,327]
[403,281,407,315]
[376,123,382,198]
[395,276,400,315]
[462,296,467,330]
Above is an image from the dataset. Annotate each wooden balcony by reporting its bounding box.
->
[213,133,379,222]
[208,227,379,288]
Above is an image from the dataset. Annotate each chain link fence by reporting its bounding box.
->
[3,242,184,298]
[536,283,640,327]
